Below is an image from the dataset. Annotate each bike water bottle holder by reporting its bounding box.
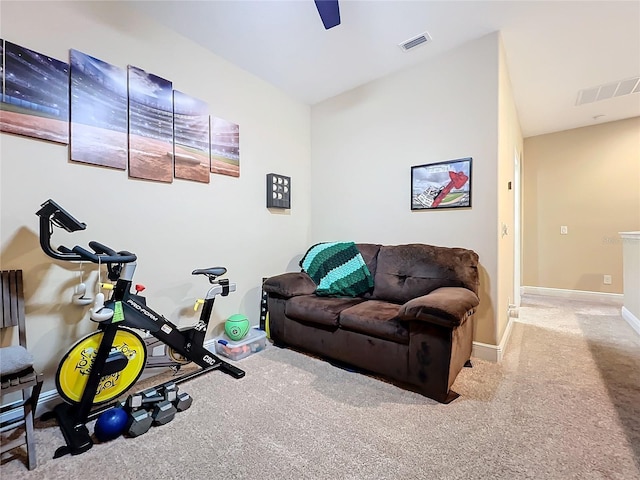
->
[90,293,114,322]
[72,283,93,306]
[90,308,114,323]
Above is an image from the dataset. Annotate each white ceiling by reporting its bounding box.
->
[130,0,640,137]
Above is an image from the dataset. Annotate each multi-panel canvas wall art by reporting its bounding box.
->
[128,66,174,183]
[70,50,128,169]
[1,38,242,184]
[210,116,240,178]
[173,90,210,183]
[0,40,69,144]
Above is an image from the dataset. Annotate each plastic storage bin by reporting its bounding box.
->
[214,328,267,361]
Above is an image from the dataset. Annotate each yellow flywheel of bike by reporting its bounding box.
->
[56,328,147,405]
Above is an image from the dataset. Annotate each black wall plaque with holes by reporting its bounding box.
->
[266,173,290,209]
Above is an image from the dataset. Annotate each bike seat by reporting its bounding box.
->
[192,267,227,278]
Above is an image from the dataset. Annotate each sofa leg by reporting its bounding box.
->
[464,359,472,368]
[433,390,460,404]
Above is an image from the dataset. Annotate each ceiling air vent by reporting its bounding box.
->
[399,32,431,52]
[576,77,640,105]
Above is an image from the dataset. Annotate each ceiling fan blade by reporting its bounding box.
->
[314,0,341,30]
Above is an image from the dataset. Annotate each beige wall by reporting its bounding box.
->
[311,33,503,345]
[497,36,523,343]
[523,117,640,293]
[0,1,312,391]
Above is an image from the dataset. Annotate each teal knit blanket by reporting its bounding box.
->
[300,242,374,297]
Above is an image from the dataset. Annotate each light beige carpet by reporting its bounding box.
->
[2,295,639,479]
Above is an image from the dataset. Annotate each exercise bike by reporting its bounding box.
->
[36,199,245,457]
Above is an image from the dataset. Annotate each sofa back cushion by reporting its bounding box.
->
[371,244,479,304]
[355,244,382,277]
[355,244,382,298]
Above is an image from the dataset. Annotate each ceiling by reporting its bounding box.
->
[129,1,640,137]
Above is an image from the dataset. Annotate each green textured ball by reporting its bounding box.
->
[225,314,250,341]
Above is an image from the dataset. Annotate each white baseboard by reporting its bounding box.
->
[521,286,623,305]
[472,342,500,362]
[472,317,514,363]
[0,387,60,426]
[35,387,61,417]
[621,307,640,336]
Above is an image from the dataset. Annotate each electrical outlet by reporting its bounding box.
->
[560,226,568,235]
[603,275,612,285]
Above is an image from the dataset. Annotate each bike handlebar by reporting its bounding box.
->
[71,245,137,264]
[89,241,116,257]
[36,199,137,264]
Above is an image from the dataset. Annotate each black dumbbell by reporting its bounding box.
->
[160,382,178,403]
[151,399,177,425]
[125,408,153,437]
[125,383,188,430]
[174,391,193,411]
[134,386,178,426]
[122,387,165,436]
[157,381,192,412]
[126,387,164,410]
[115,398,152,438]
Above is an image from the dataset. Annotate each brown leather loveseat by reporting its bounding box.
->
[263,243,480,403]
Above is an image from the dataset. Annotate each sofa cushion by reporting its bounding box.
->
[285,295,365,327]
[355,243,382,278]
[263,272,317,298]
[0,346,34,376]
[355,243,382,298]
[372,244,479,303]
[338,300,409,344]
[399,287,480,328]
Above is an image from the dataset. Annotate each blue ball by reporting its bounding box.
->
[95,407,128,442]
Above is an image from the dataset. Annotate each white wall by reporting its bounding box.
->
[310,33,500,344]
[497,35,523,345]
[0,1,311,389]
[620,232,640,328]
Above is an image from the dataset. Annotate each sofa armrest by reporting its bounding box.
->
[398,287,480,328]
[263,272,317,298]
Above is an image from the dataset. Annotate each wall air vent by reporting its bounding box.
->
[576,77,640,105]
[399,32,431,52]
